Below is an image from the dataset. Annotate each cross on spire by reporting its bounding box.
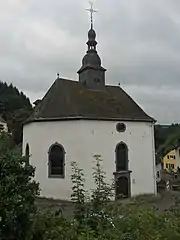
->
[86,1,98,29]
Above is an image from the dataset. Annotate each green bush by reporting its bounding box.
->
[0,133,39,240]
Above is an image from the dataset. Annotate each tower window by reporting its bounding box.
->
[48,143,65,178]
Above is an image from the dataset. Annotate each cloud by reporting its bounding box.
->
[0,0,180,123]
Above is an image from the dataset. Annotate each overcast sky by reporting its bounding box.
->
[1,0,180,124]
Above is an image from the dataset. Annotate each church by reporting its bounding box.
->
[23,8,157,200]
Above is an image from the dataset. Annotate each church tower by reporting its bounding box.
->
[77,2,106,89]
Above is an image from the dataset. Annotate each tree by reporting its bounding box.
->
[91,155,114,211]
[0,81,32,145]
[71,161,86,224]
[0,133,39,240]
[6,108,33,145]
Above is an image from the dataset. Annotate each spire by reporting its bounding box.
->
[86,1,98,29]
[77,1,106,89]
[86,1,98,52]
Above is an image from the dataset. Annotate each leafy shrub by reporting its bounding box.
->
[0,133,39,240]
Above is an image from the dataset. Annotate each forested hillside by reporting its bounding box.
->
[0,81,32,145]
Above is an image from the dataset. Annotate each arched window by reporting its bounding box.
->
[48,143,65,178]
[116,142,128,172]
[25,143,30,165]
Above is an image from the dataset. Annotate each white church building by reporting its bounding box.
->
[23,13,156,200]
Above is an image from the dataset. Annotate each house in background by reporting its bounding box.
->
[163,147,180,172]
[0,116,8,133]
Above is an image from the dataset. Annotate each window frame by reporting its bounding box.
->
[48,143,65,179]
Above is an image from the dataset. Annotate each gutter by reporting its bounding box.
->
[24,116,156,126]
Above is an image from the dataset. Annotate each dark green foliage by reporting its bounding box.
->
[0,81,32,145]
[0,133,39,240]
[31,212,96,240]
[0,82,31,113]
[107,202,180,240]
[6,108,32,145]
[70,156,114,238]
[86,155,115,237]
[30,212,78,240]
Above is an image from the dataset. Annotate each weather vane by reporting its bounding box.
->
[86,1,98,29]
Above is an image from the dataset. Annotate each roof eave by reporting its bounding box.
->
[24,116,156,126]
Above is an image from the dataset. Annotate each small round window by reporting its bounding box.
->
[116,123,126,132]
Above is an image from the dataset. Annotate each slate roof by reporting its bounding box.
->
[25,78,155,124]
